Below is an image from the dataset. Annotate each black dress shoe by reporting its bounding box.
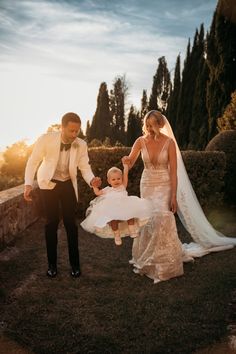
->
[71,267,81,278]
[47,264,57,278]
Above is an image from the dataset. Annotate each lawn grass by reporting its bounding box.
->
[0,205,235,354]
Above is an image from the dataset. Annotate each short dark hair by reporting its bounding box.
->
[61,112,81,127]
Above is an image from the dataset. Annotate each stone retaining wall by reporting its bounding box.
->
[0,183,41,250]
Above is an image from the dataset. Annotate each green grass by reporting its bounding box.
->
[0,207,236,354]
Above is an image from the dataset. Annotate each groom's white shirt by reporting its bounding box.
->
[24,131,94,201]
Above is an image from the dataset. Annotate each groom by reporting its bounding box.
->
[24,112,101,278]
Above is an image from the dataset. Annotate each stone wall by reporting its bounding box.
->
[0,183,41,250]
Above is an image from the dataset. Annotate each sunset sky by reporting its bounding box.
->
[0,0,217,151]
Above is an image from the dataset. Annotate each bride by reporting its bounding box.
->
[122,110,236,284]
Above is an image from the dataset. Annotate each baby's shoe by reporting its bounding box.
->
[114,230,122,246]
[128,224,139,238]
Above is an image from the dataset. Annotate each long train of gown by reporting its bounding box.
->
[130,138,184,283]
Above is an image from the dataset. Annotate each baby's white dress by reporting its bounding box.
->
[81,185,152,238]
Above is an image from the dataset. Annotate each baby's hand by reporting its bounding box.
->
[90,176,102,188]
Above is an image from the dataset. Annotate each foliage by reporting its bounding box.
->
[76,147,225,217]
[110,74,129,144]
[176,25,207,149]
[126,105,142,147]
[166,54,181,133]
[205,130,236,203]
[47,124,61,132]
[140,89,148,120]
[148,56,171,112]
[0,141,32,182]
[217,90,236,131]
[88,139,103,147]
[89,82,112,142]
[206,3,236,140]
[0,175,24,192]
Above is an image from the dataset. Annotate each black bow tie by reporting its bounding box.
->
[60,142,71,151]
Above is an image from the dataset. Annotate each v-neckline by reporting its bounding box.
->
[143,137,169,167]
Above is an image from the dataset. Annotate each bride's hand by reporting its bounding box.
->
[122,156,131,166]
[170,196,177,214]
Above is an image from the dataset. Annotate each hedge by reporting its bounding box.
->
[77,147,226,217]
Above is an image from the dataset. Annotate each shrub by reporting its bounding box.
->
[205,130,236,203]
[77,147,225,217]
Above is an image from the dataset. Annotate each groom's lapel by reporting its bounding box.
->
[54,132,61,162]
[69,138,79,174]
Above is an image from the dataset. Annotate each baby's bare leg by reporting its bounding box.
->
[109,220,122,246]
[127,218,134,225]
[127,219,139,238]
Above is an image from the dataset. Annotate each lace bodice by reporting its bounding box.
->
[140,137,171,170]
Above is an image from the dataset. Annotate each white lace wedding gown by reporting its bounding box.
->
[130,137,184,283]
[131,116,236,283]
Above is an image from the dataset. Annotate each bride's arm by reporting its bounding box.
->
[168,139,177,213]
[122,137,142,169]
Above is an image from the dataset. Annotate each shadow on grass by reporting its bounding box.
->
[0,206,236,354]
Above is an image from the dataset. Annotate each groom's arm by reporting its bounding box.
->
[24,134,46,201]
[77,142,96,186]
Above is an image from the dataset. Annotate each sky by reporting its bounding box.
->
[0,0,218,151]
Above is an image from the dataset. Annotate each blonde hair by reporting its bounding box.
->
[107,166,122,179]
[143,110,165,135]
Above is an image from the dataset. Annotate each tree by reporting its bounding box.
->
[85,120,91,141]
[188,24,209,149]
[126,105,142,146]
[166,54,181,132]
[140,89,148,120]
[176,26,207,148]
[1,140,31,178]
[217,90,236,130]
[47,124,61,132]
[110,74,129,144]
[89,82,111,142]
[206,1,236,140]
[148,56,171,113]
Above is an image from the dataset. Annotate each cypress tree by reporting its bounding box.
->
[89,82,111,142]
[166,54,181,132]
[188,24,209,149]
[110,75,129,144]
[85,120,91,141]
[141,89,148,119]
[206,1,236,140]
[176,28,205,149]
[175,40,191,147]
[126,105,142,146]
[148,56,171,113]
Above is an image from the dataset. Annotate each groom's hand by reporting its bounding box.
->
[90,177,102,188]
[24,185,33,202]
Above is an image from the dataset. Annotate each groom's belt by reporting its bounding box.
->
[51,178,71,184]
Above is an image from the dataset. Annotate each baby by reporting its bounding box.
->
[81,164,152,245]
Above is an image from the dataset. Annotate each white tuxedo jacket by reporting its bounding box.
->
[24,132,94,201]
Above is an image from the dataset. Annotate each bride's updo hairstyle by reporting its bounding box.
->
[143,110,165,135]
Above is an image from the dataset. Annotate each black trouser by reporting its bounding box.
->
[40,179,80,268]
